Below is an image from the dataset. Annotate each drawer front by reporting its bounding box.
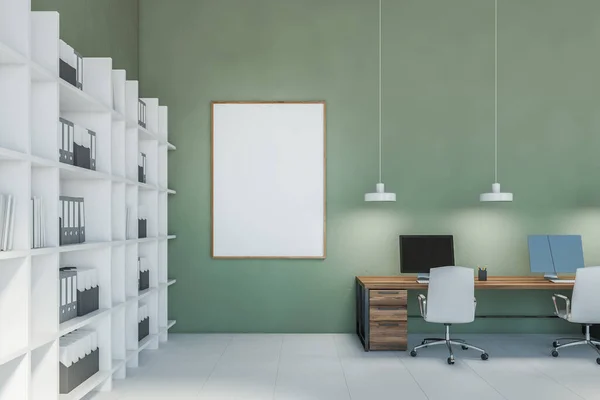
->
[370,334,408,350]
[369,290,407,306]
[370,321,407,337]
[369,306,407,322]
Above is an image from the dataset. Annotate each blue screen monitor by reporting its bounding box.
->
[548,235,584,274]
[528,235,554,273]
[528,234,584,278]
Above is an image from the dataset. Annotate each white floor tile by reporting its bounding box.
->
[98,333,600,400]
[200,359,279,399]
[341,357,428,400]
[274,355,350,400]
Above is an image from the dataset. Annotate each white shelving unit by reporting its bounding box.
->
[0,1,177,399]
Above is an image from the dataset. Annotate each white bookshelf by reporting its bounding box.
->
[0,1,177,399]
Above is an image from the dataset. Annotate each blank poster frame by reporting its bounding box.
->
[211,101,327,259]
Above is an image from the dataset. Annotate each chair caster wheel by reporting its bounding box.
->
[447,356,455,365]
[461,345,468,350]
[552,341,559,348]
[410,350,417,357]
[481,353,489,360]
[551,350,559,357]
[596,358,600,365]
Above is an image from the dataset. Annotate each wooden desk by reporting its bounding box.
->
[355,276,575,351]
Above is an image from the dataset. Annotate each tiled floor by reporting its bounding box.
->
[88,333,600,400]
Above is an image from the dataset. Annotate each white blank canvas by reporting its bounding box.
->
[212,102,326,258]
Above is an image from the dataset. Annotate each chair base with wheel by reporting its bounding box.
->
[410,324,488,364]
[411,267,490,365]
[551,324,600,364]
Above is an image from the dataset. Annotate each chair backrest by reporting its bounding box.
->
[426,266,475,324]
[570,266,600,323]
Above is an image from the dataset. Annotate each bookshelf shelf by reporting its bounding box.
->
[0,2,176,398]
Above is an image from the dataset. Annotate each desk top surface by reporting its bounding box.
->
[356,275,575,290]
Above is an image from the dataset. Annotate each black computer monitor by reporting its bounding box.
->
[399,235,455,279]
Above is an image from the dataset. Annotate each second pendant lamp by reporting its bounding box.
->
[480,0,513,202]
[365,0,396,202]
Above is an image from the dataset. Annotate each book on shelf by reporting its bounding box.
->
[31,196,46,249]
[126,206,131,239]
[0,194,15,251]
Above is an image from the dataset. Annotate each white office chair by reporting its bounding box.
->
[551,266,600,363]
[409,266,489,365]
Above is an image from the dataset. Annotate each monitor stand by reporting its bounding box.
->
[544,273,559,281]
[544,273,575,284]
[416,273,430,284]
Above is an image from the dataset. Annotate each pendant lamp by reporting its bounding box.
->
[365,0,396,202]
[480,0,513,202]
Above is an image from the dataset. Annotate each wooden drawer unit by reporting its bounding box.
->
[369,305,407,322]
[369,290,407,306]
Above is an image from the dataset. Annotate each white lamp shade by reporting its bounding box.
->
[365,183,396,202]
[480,182,513,202]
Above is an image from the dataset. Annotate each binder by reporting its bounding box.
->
[60,197,68,246]
[74,198,80,244]
[66,198,72,245]
[63,198,69,245]
[69,198,76,244]
[143,153,146,183]
[60,268,78,323]
[68,122,74,164]
[66,274,72,314]
[79,198,85,243]
[138,153,144,183]
[59,198,63,245]
[59,119,66,163]
[75,50,83,90]
[60,275,67,321]
[72,273,78,314]
[138,99,147,128]
[89,130,96,171]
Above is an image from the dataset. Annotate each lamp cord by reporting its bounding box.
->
[378,0,383,183]
[494,0,498,183]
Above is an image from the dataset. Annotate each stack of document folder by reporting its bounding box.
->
[138,257,149,291]
[60,266,99,322]
[59,329,99,394]
[138,304,150,341]
[59,117,96,170]
[59,196,85,246]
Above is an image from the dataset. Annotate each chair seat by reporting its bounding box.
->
[558,310,600,324]
[424,314,474,324]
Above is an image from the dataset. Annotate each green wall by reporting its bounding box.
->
[137,0,600,334]
[32,0,139,79]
